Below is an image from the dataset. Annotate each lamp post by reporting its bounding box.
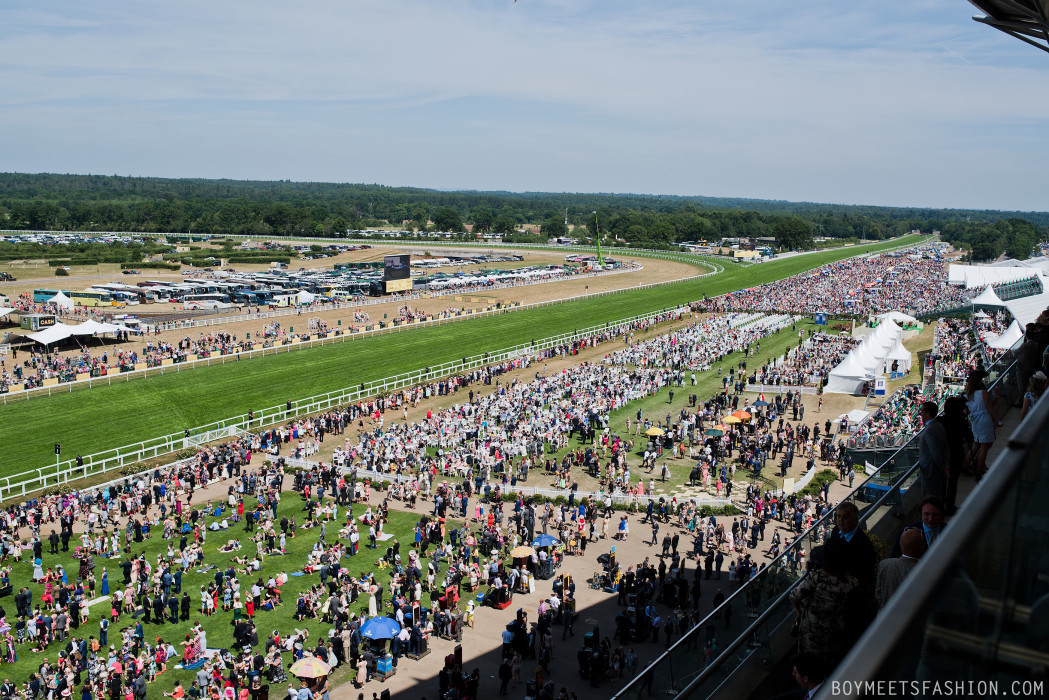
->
[592,211,604,267]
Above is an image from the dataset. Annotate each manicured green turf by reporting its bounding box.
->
[5,496,427,693]
[0,236,921,478]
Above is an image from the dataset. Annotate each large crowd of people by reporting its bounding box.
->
[932,317,980,383]
[5,244,1049,700]
[701,251,972,317]
[849,385,957,449]
[747,332,858,388]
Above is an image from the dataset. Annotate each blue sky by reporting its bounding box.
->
[1,0,1047,211]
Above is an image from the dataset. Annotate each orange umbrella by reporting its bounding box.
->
[732,410,751,420]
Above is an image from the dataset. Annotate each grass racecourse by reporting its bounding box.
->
[0,236,921,479]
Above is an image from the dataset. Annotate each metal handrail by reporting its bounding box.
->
[0,303,698,500]
[817,362,1043,698]
[612,353,1020,699]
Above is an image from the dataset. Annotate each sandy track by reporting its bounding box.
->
[2,250,699,369]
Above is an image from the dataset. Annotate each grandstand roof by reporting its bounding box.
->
[1005,290,1049,326]
[948,263,1040,289]
[971,1,1049,54]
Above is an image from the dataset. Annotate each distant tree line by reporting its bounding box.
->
[0,173,1045,257]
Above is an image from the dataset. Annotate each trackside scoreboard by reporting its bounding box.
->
[383,254,412,293]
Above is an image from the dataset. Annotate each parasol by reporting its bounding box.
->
[532,534,559,547]
[289,656,331,678]
[360,616,401,640]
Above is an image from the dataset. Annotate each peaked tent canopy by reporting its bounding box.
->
[987,320,1023,350]
[884,341,912,373]
[825,350,876,395]
[296,291,316,304]
[875,311,918,325]
[48,292,74,310]
[971,285,1005,307]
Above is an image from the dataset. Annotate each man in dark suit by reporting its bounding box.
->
[48,530,60,555]
[890,496,947,558]
[152,595,165,624]
[828,501,877,587]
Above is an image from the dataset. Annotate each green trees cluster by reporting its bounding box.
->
[0,173,1045,255]
[0,240,168,263]
[939,218,1043,262]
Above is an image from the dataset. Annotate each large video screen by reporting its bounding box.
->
[384,255,411,281]
[384,254,412,293]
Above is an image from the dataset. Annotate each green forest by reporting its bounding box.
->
[0,172,1045,260]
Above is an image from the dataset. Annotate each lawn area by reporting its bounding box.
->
[4,494,432,694]
[0,235,920,479]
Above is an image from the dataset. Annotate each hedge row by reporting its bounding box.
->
[121,261,181,270]
[48,258,99,267]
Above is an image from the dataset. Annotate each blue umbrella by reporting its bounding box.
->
[532,533,559,547]
[361,616,401,640]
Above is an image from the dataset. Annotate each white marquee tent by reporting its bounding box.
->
[826,320,906,394]
[48,292,74,310]
[884,341,912,373]
[971,285,1006,308]
[875,311,918,325]
[987,320,1024,350]
[19,319,135,346]
[1005,290,1049,327]
[825,351,876,395]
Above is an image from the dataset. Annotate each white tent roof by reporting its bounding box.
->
[26,322,74,345]
[48,292,74,310]
[72,319,111,335]
[971,285,1005,307]
[844,409,870,424]
[827,320,904,393]
[0,308,14,320]
[1005,291,1049,327]
[949,264,1036,289]
[296,290,316,303]
[884,341,912,372]
[987,320,1023,350]
[829,351,874,380]
[875,311,918,324]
